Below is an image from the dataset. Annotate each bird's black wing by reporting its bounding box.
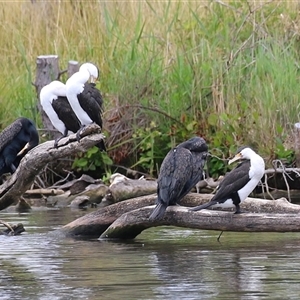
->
[179,151,207,201]
[211,160,251,202]
[157,147,193,206]
[174,136,208,200]
[190,160,251,212]
[77,83,103,127]
[0,119,23,153]
[86,83,104,110]
[52,96,81,134]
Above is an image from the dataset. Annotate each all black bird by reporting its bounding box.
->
[0,117,39,176]
[149,137,208,220]
[40,80,82,147]
[190,146,265,214]
[66,62,105,151]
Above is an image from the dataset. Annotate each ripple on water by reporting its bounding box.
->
[1,210,300,299]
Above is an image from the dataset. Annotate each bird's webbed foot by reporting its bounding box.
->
[234,204,243,214]
[54,136,64,148]
[76,125,86,142]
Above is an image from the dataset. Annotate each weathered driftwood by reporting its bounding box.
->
[61,193,300,238]
[61,194,157,237]
[100,200,300,240]
[0,124,105,211]
[46,183,108,208]
[51,174,103,194]
[105,175,157,203]
[24,188,65,196]
[0,222,25,236]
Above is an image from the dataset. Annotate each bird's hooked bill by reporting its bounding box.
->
[228,152,242,165]
[17,142,29,156]
[90,76,97,83]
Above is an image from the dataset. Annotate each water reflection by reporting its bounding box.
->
[0,209,300,299]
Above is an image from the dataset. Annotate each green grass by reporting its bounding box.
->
[0,0,299,177]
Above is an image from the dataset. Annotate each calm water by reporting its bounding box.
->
[1,207,300,300]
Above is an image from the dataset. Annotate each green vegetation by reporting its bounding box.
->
[0,1,299,179]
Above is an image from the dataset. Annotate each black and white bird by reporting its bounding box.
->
[40,80,81,147]
[65,62,105,150]
[0,117,39,176]
[149,137,208,221]
[190,146,265,214]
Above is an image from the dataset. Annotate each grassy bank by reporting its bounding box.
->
[0,0,299,177]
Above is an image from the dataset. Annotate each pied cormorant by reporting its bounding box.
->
[190,146,265,214]
[65,63,105,151]
[40,80,82,147]
[40,80,81,147]
[149,137,208,220]
[0,117,39,176]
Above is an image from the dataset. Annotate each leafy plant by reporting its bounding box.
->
[72,147,113,173]
[132,121,170,176]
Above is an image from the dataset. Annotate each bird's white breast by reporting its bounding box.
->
[238,154,265,202]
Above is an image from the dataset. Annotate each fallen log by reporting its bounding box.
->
[61,194,157,237]
[100,203,300,240]
[24,188,65,196]
[105,174,157,203]
[0,124,105,211]
[61,193,300,238]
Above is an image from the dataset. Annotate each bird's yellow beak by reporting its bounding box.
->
[228,152,243,165]
[17,143,29,156]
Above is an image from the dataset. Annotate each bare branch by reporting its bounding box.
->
[0,124,105,211]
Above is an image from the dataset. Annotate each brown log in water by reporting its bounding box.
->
[61,194,300,239]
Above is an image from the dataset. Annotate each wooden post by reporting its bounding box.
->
[35,55,60,96]
[67,60,79,78]
[294,123,300,167]
[35,55,61,139]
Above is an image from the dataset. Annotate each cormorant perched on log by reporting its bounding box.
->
[0,117,39,176]
[190,146,265,214]
[65,62,105,151]
[149,137,208,220]
[40,80,82,147]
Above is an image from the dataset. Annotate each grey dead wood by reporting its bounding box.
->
[45,183,109,208]
[0,124,105,211]
[61,192,300,239]
[67,60,79,79]
[61,194,157,238]
[100,197,300,240]
[106,179,157,203]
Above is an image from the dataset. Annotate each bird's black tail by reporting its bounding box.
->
[190,200,217,212]
[149,203,167,220]
[96,140,106,152]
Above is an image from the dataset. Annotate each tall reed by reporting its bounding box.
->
[0,0,299,173]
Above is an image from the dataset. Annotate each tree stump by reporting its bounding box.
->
[68,60,79,78]
[35,55,61,139]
